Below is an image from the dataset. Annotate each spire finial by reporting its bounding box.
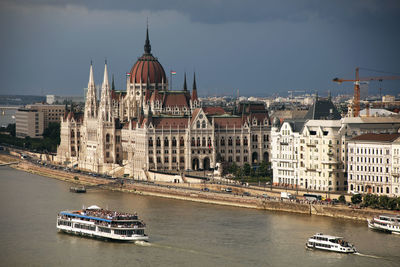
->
[183,72,187,91]
[193,72,197,90]
[111,74,115,91]
[144,20,151,54]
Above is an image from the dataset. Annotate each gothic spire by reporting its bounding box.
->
[144,23,151,54]
[102,60,109,90]
[183,72,187,91]
[191,72,198,101]
[111,74,115,91]
[192,72,197,90]
[88,61,95,89]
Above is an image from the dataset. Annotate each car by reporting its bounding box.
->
[243,192,251,196]
[350,190,360,195]
[261,194,268,198]
[203,187,210,192]
[225,187,232,193]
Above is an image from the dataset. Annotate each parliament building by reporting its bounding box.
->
[56,28,271,179]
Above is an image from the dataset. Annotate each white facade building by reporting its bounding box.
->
[347,133,400,196]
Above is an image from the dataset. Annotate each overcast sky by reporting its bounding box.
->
[1,0,400,97]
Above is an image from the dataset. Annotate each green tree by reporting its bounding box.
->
[6,123,16,137]
[387,198,397,210]
[243,163,251,176]
[379,195,389,209]
[338,195,346,204]
[351,194,362,205]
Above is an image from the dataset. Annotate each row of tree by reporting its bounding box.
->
[0,123,60,153]
[222,161,272,182]
[350,193,400,210]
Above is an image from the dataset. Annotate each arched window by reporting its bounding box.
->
[236,137,240,146]
[106,134,110,143]
[252,135,258,142]
[202,121,206,128]
[172,137,177,147]
[164,137,169,147]
[156,137,161,147]
[244,136,248,146]
[228,137,233,146]
[148,137,153,147]
[180,137,185,147]
[202,137,206,146]
[208,137,212,147]
[221,137,225,146]
[71,131,75,138]
[196,121,200,128]
[197,137,201,146]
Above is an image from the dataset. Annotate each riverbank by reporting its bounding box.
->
[0,153,398,221]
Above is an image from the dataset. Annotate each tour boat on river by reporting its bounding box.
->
[306,233,356,253]
[57,205,148,241]
[368,214,400,234]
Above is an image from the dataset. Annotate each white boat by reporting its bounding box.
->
[57,205,148,241]
[306,233,356,253]
[367,214,400,234]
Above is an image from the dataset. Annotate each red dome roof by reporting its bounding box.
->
[129,54,166,84]
[129,28,166,84]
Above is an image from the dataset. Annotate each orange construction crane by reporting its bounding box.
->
[333,67,400,117]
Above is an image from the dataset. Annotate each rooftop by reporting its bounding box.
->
[350,133,400,142]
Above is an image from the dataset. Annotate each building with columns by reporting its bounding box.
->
[56,27,271,179]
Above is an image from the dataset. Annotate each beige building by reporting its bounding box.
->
[56,28,271,179]
[347,133,400,197]
[15,108,44,138]
[15,104,66,139]
[26,103,65,129]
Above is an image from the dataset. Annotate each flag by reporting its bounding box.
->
[126,72,131,77]
[171,71,176,75]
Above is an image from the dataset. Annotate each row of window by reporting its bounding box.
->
[349,147,390,155]
[350,174,389,183]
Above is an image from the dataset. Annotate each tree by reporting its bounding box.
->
[387,198,397,210]
[338,195,346,204]
[379,195,389,209]
[243,163,251,176]
[6,123,16,137]
[351,194,362,205]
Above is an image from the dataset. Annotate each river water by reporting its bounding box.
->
[0,167,399,267]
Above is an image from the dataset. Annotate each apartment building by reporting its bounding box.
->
[347,133,400,197]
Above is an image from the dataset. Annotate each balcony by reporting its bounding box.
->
[280,142,288,146]
[306,143,316,147]
[392,172,399,177]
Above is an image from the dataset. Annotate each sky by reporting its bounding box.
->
[0,0,400,97]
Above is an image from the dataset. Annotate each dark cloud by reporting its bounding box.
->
[4,0,400,25]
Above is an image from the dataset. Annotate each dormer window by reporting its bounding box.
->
[196,121,200,128]
[202,120,206,128]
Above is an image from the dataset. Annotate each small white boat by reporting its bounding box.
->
[368,214,400,234]
[306,233,356,253]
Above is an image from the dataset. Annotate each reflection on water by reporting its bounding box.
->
[0,166,399,267]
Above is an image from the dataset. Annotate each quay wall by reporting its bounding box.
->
[1,154,397,222]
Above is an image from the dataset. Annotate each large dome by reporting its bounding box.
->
[129,28,166,84]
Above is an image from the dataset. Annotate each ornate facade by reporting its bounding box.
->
[56,28,271,179]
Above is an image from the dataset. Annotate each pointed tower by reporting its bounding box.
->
[84,61,98,119]
[192,72,198,101]
[190,72,200,111]
[99,60,113,123]
[183,72,187,91]
[144,24,152,55]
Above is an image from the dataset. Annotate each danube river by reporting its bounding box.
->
[0,167,399,266]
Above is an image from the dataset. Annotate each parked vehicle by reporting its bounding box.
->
[281,192,294,199]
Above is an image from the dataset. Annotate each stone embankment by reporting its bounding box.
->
[0,154,397,221]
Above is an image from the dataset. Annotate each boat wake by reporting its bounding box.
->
[354,252,382,259]
[134,240,151,246]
